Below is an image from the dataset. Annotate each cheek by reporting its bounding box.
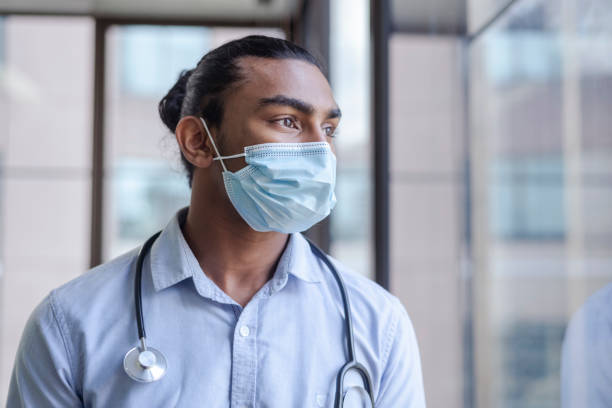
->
[216,128,240,156]
[244,119,287,144]
[214,131,247,173]
[329,141,337,155]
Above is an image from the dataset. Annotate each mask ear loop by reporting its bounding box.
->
[200,117,227,172]
[199,117,245,172]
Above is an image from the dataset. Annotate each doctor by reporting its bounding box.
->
[7,35,426,407]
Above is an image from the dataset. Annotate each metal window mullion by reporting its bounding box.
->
[372,0,390,289]
[89,19,107,268]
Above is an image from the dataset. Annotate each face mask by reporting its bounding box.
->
[199,117,337,233]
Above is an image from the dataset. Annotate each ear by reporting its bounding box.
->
[175,116,217,169]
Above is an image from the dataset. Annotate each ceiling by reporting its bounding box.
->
[392,0,467,34]
[0,0,469,34]
[0,0,301,21]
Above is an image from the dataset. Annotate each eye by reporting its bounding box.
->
[323,126,338,138]
[274,117,299,129]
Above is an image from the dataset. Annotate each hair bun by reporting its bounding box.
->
[158,69,194,133]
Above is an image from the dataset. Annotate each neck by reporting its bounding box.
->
[182,189,288,307]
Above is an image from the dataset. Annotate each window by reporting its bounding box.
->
[329,0,373,279]
[469,0,612,406]
[0,16,94,400]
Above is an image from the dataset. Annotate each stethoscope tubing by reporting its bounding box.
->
[134,231,162,341]
[306,240,375,407]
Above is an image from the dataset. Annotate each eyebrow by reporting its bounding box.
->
[257,94,342,120]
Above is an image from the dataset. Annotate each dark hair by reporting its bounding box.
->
[158,34,325,188]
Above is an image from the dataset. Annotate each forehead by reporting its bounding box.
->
[229,57,336,112]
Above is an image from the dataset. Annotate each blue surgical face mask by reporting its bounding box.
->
[199,117,337,233]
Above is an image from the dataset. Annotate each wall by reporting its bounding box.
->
[389,35,467,408]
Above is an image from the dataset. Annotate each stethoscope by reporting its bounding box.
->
[123,231,375,407]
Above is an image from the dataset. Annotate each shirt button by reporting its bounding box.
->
[239,325,250,337]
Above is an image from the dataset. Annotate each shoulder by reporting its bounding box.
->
[319,253,424,401]
[562,282,612,375]
[324,254,405,319]
[566,282,612,340]
[320,254,416,357]
[561,283,612,406]
[27,247,140,365]
[582,281,612,317]
[33,246,141,343]
[52,247,139,307]
[564,282,612,351]
[24,247,139,326]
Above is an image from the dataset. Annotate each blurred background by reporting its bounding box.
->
[0,0,610,406]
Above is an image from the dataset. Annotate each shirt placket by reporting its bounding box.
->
[230,297,260,408]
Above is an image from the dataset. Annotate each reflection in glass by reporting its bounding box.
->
[469,0,612,407]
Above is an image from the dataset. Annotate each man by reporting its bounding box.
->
[7,35,426,407]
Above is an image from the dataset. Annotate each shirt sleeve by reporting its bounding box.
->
[561,294,612,408]
[6,291,83,408]
[375,296,427,407]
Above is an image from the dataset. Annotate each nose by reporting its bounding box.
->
[304,127,335,154]
[303,125,328,143]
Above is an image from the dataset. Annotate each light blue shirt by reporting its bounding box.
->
[561,282,612,408]
[7,206,426,407]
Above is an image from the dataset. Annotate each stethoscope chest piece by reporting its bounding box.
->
[123,344,167,383]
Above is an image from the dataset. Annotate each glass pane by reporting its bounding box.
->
[103,25,285,260]
[329,0,373,279]
[0,16,93,401]
[469,0,612,406]
[468,0,515,34]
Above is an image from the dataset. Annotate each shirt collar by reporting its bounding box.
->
[149,206,322,296]
[279,232,322,284]
[149,206,193,292]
